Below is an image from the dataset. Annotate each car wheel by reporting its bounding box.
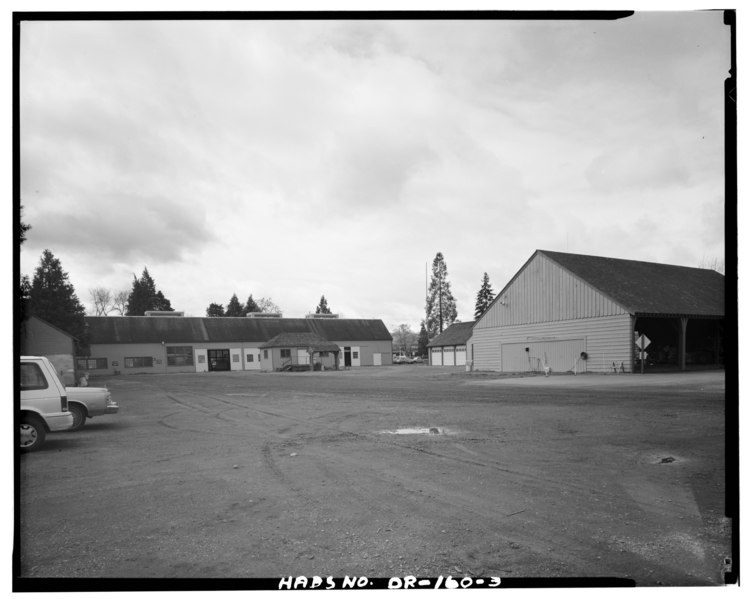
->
[20,415,46,452]
[68,404,86,431]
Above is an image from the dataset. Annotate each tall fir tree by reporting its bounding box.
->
[20,204,31,244]
[244,294,260,314]
[417,321,429,357]
[315,295,332,314]
[425,252,457,338]
[474,272,495,320]
[226,294,244,317]
[125,268,173,315]
[29,249,89,353]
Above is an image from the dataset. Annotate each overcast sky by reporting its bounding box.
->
[18,11,731,332]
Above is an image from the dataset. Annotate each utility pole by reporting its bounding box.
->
[438,268,443,333]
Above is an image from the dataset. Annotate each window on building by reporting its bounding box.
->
[198,355,206,364]
[247,354,254,362]
[77,358,108,370]
[353,351,359,360]
[264,350,269,359]
[167,346,193,367]
[124,357,154,368]
[20,362,49,390]
[280,349,291,358]
[232,354,240,363]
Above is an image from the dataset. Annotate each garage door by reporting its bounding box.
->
[455,346,467,365]
[443,347,455,366]
[501,339,586,373]
[431,348,443,366]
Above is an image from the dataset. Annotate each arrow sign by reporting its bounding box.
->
[635,334,651,349]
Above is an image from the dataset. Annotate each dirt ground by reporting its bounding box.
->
[16,367,732,588]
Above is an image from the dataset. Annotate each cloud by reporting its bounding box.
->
[27,193,215,265]
[17,16,729,329]
[584,143,692,193]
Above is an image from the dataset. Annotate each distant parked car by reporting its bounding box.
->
[393,355,409,364]
[66,384,119,431]
[408,356,422,364]
[20,356,74,452]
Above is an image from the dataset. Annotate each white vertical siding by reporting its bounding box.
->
[477,253,628,329]
[501,339,586,373]
[469,314,634,373]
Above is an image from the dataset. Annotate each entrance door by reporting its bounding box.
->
[344,347,351,367]
[373,353,382,366]
[245,348,261,370]
[351,346,361,367]
[230,348,243,371]
[195,349,208,372]
[208,349,231,371]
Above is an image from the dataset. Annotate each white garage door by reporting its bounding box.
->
[501,339,586,373]
[431,348,443,366]
[455,346,467,365]
[443,347,455,366]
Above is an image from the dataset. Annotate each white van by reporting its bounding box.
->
[20,356,74,452]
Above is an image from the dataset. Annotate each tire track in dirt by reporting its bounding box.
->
[146,383,725,582]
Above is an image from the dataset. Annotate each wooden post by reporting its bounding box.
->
[679,317,688,371]
[640,335,645,374]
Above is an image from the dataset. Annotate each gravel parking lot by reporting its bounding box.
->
[16,367,731,588]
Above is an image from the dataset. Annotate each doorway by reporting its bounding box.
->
[208,349,230,371]
[344,347,351,367]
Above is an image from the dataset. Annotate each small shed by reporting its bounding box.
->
[259,332,341,371]
[427,322,475,367]
[20,315,78,385]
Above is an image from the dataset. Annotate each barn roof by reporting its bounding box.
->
[538,250,725,317]
[427,321,475,347]
[84,316,392,344]
[260,332,341,351]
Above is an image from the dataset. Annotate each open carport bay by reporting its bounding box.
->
[17,368,731,586]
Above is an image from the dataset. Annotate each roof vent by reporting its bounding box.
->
[246,312,283,318]
[305,313,340,319]
[144,311,184,317]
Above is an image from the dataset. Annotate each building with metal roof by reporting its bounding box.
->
[82,315,393,374]
[471,250,725,373]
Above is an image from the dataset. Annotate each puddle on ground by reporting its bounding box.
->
[642,452,688,465]
[379,427,457,436]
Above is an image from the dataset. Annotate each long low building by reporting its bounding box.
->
[80,314,394,375]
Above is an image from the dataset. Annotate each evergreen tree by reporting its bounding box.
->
[244,294,260,314]
[417,321,429,357]
[315,295,332,314]
[154,290,172,311]
[20,204,31,244]
[226,293,244,317]
[206,303,225,317]
[425,252,457,338]
[29,249,88,353]
[125,268,173,315]
[474,272,495,320]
